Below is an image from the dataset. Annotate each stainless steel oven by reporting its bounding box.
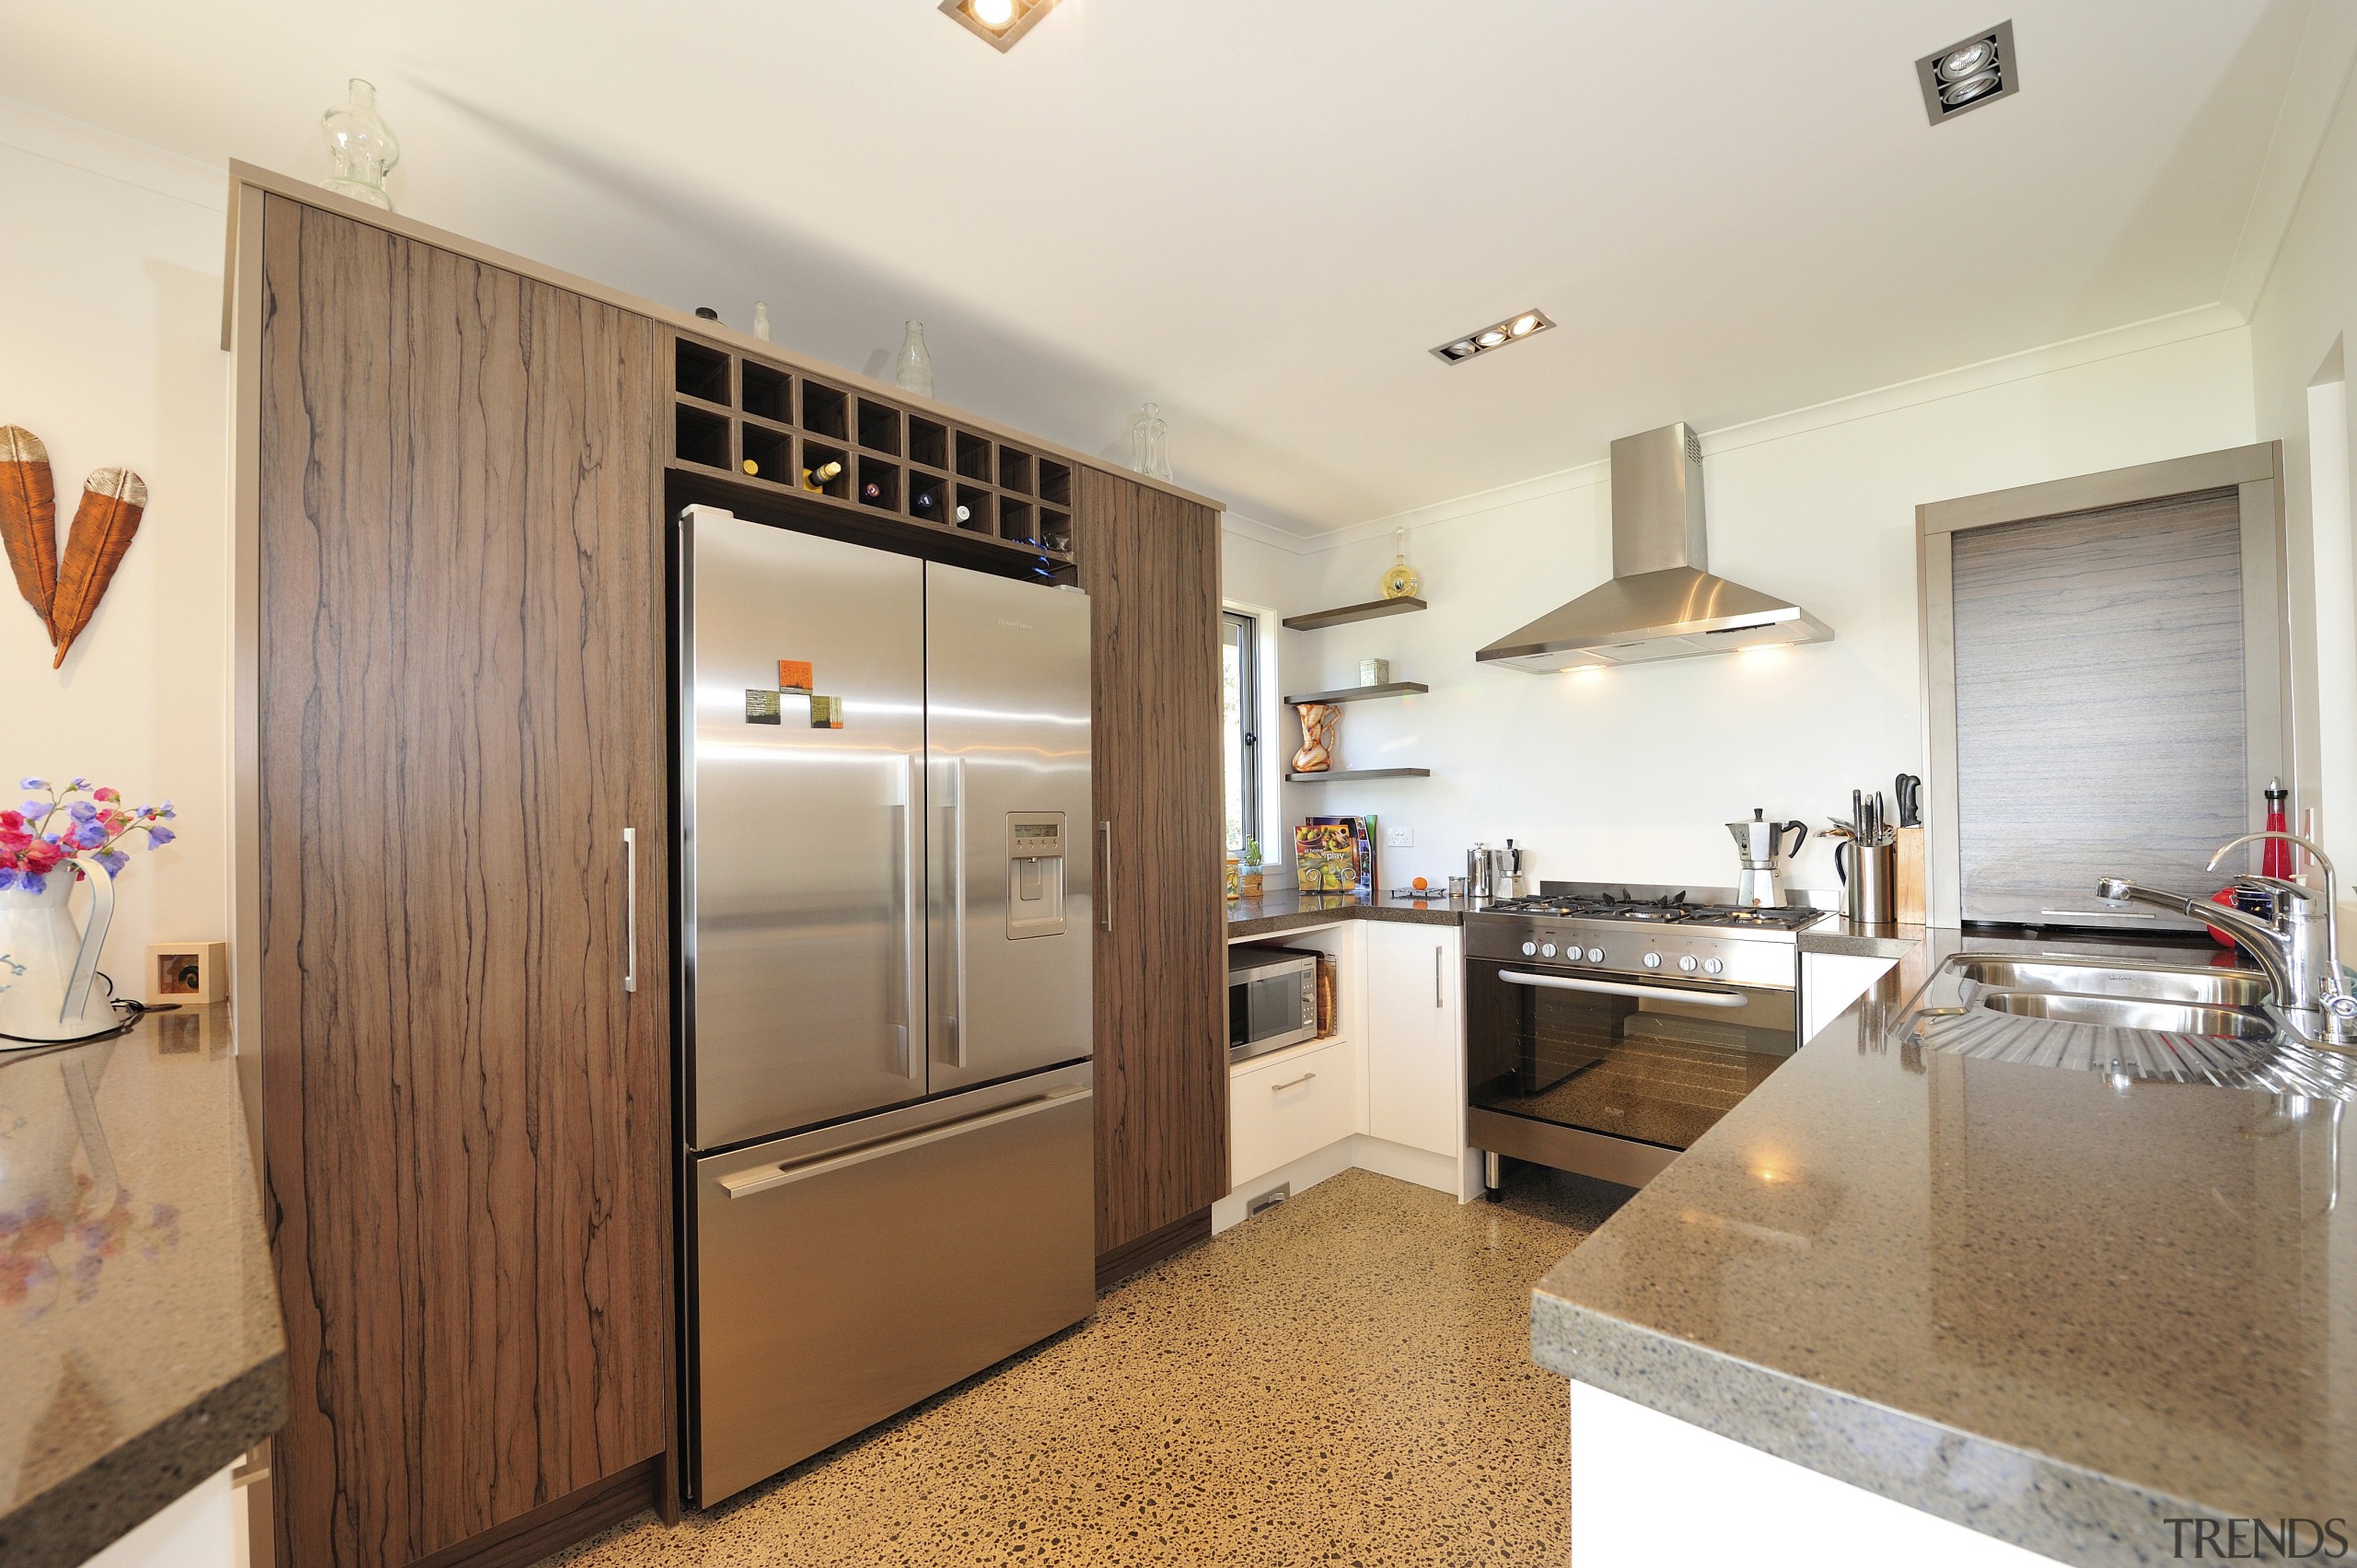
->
[1228,947,1318,1063]
[1465,892,1812,1188]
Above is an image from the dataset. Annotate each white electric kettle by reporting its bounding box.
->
[0,857,121,1044]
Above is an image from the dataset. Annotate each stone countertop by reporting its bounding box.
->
[0,1005,285,1568]
[1531,926,2354,1568]
[1226,887,1470,938]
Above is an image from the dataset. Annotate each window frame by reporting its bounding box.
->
[1221,608,1263,859]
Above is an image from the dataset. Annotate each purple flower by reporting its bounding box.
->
[95,850,127,876]
[17,872,43,895]
[0,868,15,891]
[66,777,87,791]
[74,822,107,849]
[17,778,45,791]
[145,826,174,848]
[66,800,97,822]
[157,801,175,819]
[20,800,48,819]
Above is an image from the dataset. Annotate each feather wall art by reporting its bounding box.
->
[0,425,145,668]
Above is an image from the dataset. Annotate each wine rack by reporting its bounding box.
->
[668,333,1078,573]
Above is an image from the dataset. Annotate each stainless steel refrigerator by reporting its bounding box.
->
[675,505,1095,1506]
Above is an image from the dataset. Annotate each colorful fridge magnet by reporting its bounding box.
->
[778,659,813,692]
[745,689,783,725]
[808,693,844,729]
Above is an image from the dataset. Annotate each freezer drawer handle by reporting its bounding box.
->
[1271,1073,1318,1091]
[718,1086,1092,1200]
[622,827,637,994]
[1498,970,1750,1008]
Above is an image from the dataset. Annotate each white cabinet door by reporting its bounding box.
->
[1364,923,1461,1157]
[1230,1038,1357,1187]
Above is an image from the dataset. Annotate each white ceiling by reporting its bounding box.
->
[0,1,2332,535]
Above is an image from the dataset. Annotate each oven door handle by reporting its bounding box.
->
[1498,970,1751,1008]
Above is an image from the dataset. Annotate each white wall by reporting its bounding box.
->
[0,99,231,998]
[2250,57,2357,900]
[1228,322,2258,898]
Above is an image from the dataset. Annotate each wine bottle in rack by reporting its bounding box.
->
[955,504,972,523]
[862,481,883,503]
[802,460,842,492]
[913,491,936,515]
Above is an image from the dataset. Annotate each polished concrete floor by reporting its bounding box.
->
[552,1165,1630,1568]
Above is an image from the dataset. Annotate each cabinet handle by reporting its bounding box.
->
[1272,1073,1318,1091]
[622,828,638,994]
[1099,820,1113,933]
[1434,945,1443,1007]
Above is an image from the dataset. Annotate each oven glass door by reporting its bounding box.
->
[1467,957,1796,1152]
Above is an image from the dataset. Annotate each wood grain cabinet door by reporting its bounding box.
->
[1075,469,1226,1260]
[256,195,670,1568]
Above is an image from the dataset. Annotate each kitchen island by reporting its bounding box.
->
[0,1005,284,1568]
[1531,928,2351,1566]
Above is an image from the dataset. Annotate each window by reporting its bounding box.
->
[1221,610,1261,856]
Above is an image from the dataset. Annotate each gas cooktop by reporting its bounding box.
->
[1480,890,1826,932]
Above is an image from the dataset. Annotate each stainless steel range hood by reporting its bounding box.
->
[1476,423,1831,671]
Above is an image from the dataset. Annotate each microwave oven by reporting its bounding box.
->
[1228,947,1319,1063]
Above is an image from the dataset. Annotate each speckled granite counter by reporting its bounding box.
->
[1226,887,1470,938]
[0,1005,285,1568]
[1532,927,2352,1567]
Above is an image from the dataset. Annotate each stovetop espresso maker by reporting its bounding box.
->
[1727,808,1806,908]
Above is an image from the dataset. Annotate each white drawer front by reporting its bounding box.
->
[1231,1040,1356,1186]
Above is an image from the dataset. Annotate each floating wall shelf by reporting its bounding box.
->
[1282,597,1427,632]
[1285,768,1432,783]
[1282,680,1430,706]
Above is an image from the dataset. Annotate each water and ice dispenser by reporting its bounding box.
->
[1004,813,1068,939]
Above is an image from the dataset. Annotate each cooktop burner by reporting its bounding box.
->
[1480,891,1824,931]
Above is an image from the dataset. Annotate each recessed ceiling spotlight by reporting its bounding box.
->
[940,0,1061,51]
[1916,21,2018,124]
[1432,308,1555,365]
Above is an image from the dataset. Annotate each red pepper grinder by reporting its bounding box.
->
[2264,779,2293,880]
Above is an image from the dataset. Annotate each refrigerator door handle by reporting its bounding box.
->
[896,754,921,1078]
[622,827,637,994]
[943,757,969,1068]
[719,1086,1091,1200]
[1098,820,1112,933]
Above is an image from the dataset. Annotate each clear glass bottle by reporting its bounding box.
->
[894,321,935,398]
[320,78,401,212]
[1131,402,1172,481]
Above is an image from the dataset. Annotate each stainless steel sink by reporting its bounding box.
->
[1897,950,2357,1100]
[1950,958,2271,1009]
[1977,990,2278,1041]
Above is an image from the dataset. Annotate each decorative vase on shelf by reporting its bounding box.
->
[1131,402,1172,481]
[753,302,772,342]
[894,320,935,398]
[1379,527,1422,600]
[320,78,401,212]
[1291,703,1340,773]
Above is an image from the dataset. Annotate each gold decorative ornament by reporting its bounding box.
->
[1378,528,1422,599]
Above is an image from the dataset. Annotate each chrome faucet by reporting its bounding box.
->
[2096,830,2357,1050]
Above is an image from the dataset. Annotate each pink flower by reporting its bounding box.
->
[92,787,117,802]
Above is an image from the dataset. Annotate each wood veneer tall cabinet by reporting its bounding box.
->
[239,193,672,1567]
[229,165,1230,1564]
[1079,469,1229,1280]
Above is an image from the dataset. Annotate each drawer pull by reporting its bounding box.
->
[1271,1073,1318,1091]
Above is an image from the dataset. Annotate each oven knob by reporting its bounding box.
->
[1540,943,1558,958]
[1704,958,1725,976]
[1521,941,1537,957]
[1678,955,1699,973]
[1643,952,1662,970]
[1586,947,1604,963]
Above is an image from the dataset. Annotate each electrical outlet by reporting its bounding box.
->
[1386,827,1413,848]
